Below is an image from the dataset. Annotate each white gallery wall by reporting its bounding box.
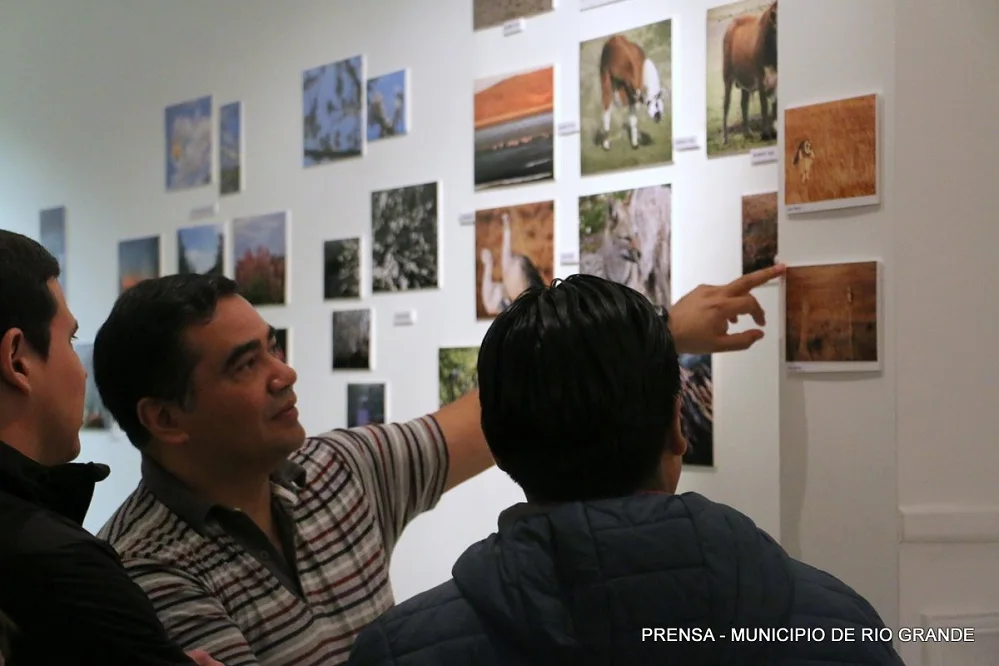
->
[2,1,998,661]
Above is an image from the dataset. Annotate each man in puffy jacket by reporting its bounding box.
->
[347,273,903,666]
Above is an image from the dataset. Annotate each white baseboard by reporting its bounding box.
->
[899,505,999,543]
[919,610,999,666]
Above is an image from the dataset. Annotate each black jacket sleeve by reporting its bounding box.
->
[0,527,196,665]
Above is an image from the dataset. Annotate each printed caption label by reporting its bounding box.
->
[503,18,526,36]
[751,146,778,164]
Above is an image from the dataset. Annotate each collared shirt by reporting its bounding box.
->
[0,441,193,665]
[141,456,307,598]
[99,416,450,666]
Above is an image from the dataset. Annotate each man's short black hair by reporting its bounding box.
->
[0,230,62,360]
[93,274,239,448]
[477,273,682,503]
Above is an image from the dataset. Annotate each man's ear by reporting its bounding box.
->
[136,397,190,447]
[670,396,687,457]
[0,328,32,394]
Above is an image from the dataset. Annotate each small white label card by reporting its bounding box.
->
[559,251,579,265]
[392,310,417,326]
[503,18,526,36]
[189,203,218,219]
[458,212,475,226]
[557,120,580,136]
[751,146,778,165]
[673,136,700,151]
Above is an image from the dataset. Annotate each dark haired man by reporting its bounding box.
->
[346,274,903,666]
[94,264,783,665]
[0,230,221,665]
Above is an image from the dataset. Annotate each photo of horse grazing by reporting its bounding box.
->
[598,35,667,151]
[706,0,778,156]
[580,19,672,176]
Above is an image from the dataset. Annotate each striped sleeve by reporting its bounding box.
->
[122,558,261,666]
[321,415,449,556]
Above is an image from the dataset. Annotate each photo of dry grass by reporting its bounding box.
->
[706,0,777,157]
[785,261,878,365]
[474,66,554,191]
[475,201,554,320]
[679,353,713,467]
[332,309,372,370]
[742,191,777,274]
[474,0,553,31]
[578,185,671,306]
[784,94,879,211]
[439,347,478,407]
[580,19,672,176]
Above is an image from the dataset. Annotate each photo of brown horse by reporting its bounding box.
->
[706,0,777,157]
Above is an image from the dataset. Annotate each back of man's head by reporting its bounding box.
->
[477,274,682,503]
[0,230,61,363]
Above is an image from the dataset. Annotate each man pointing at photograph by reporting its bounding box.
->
[94,264,784,665]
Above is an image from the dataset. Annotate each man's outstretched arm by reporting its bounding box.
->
[433,264,787,491]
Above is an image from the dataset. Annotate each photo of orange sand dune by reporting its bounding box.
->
[118,235,161,294]
[785,261,878,365]
[741,191,777,274]
[475,201,554,320]
[784,94,878,211]
[474,65,554,191]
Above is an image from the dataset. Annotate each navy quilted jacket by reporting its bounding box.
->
[348,492,904,666]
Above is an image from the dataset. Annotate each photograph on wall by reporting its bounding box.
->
[438,347,478,407]
[367,70,408,140]
[274,327,289,363]
[679,353,713,467]
[219,101,242,195]
[475,200,554,320]
[324,237,361,299]
[473,0,553,31]
[118,235,160,294]
[741,191,777,274]
[578,185,671,307]
[784,260,880,372]
[705,0,777,157]
[303,55,364,166]
[165,95,212,191]
[347,383,386,427]
[474,65,554,191]
[581,0,626,10]
[371,182,439,292]
[232,212,287,306]
[177,223,224,276]
[75,343,113,431]
[784,93,879,214]
[332,308,372,370]
[39,206,66,290]
[580,19,672,176]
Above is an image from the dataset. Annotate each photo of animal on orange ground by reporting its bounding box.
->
[784,93,879,209]
[785,261,879,364]
[705,0,777,157]
[741,191,777,274]
[475,201,555,320]
[578,185,671,307]
[579,19,672,176]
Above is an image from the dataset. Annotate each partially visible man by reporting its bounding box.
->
[94,265,781,665]
[0,230,222,665]
[346,274,902,666]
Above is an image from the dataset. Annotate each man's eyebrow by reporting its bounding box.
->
[222,339,262,372]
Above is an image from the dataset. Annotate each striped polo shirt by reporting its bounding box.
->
[98,416,449,665]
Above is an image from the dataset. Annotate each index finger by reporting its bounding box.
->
[722,263,786,295]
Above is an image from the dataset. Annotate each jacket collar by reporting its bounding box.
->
[0,440,109,525]
[497,491,674,530]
